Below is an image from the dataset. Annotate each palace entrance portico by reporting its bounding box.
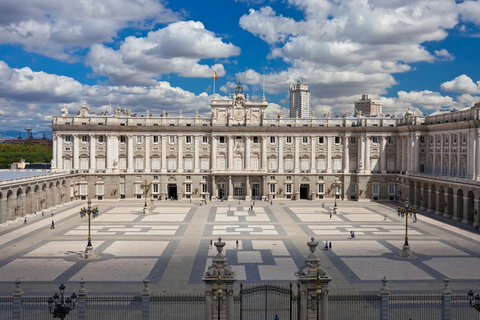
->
[211,175,264,201]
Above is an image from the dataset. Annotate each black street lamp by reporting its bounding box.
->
[468,290,480,312]
[316,267,322,320]
[48,284,77,320]
[79,198,99,259]
[397,198,416,258]
[140,179,151,214]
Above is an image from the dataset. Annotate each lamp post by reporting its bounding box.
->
[48,284,77,320]
[316,267,322,320]
[397,198,416,258]
[468,290,480,312]
[330,178,341,214]
[217,267,222,320]
[140,179,151,214]
[79,198,99,259]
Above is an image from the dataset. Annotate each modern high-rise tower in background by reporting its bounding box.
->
[354,94,382,117]
[289,81,311,118]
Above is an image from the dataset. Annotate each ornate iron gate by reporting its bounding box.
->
[237,282,296,320]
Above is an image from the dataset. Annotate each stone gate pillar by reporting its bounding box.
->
[296,237,332,320]
[203,237,236,320]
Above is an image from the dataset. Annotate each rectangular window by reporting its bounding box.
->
[135,184,142,194]
[219,158,226,170]
[153,136,159,143]
[253,137,259,144]
[185,184,191,193]
[97,158,105,170]
[269,184,276,194]
[168,158,176,170]
[269,158,277,170]
[285,158,293,171]
[318,184,324,193]
[235,158,242,170]
[119,158,126,170]
[302,137,308,143]
[135,158,144,170]
[318,137,324,144]
[152,158,160,170]
[333,159,342,172]
[334,136,340,144]
[80,158,89,170]
[136,136,142,143]
[96,184,104,196]
[184,158,193,170]
[350,137,356,144]
[387,159,395,172]
[120,136,126,143]
[286,136,292,144]
[81,135,88,142]
[286,184,292,193]
[372,136,378,144]
[371,158,379,172]
[463,134,466,143]
[388,136,394,144]
[153,184,159,193]
[420,163,425,173]
[372,185,379,195]
[219,136,225,144]
[420,136,425,143]
[301,159,309,171]
[185,136,192,144]
[317,159,326,172]
[80,184,87,195]
[65,135,71,142]
[169,136,175,143]
[120,184,125,195]
[203,136,208,143]
[98,136,104,143]
[252,158,259,170]
[202,184,208,193]
[270,136,276,144]
[388,185,395,195]
[351,185,356,194]
[201,158,209,170]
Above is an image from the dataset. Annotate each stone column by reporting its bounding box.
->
[211,136,217,170]
[245,136,251,170]
[227,136,233,170]
[57,134,63,171]
[73,134,79,170]
[358,135,364,174]
[228,176,233,201]
[161,136,167,173]
[278,136,283,173]
[262,137,267,170]
[77,279,87,320]
[380,277,389,320]
[414,134,420,173]
[434,191,442,215]
[343,134,350,173]
[203,238,237,320]
[396,135,401,173]
[462,197,471,225]
[474,199,480,226]
[295,136,300,173]
[296,238,332,320]
[262,175,267,200]
[310,136,316,172]
[141,278,151,320]
[106,135,113,173]
[380,136,387,174]
[52,134,57,170]
[128,135,134,173]
[89,134,96,173]
[212,176,217,200]
[178,135,183,173]
[12,278,22,320]
[365,135,371,174]
[0,197,7,225]
[194,136,200,173]
[452,195,461,221]
[246,176,250,200]
[327,136,332,173]
[442,278,452,320]
[145,135,150,173]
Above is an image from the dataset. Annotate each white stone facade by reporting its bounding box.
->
[1,86,475,226]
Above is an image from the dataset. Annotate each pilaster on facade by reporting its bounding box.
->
[144,135,151,173]
[380,136,387,174]
[343,134,350,173]
[194,135,200,173]
[89,134,96,173]
[278,136,284,173]
[177,135,183,173]
[211,136,217,170]
[364,135,371,174]
[227,136,234,170]
[56,134,63,172]
[73,134,80,170]
[326,136,332,173]
[128,135,135,173]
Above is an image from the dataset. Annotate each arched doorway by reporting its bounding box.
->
[166,177,177,200]
[300,177,310,200]
[250,178,260,200]
[217,178,227,200]
[455,189,464,221]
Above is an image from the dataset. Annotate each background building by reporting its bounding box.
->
[289,81,311,118]
[355,94,382,117]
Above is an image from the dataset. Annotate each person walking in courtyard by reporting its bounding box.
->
[34,209,37,215]
[210,239,213,249]
[51,210,54,217]
[270,200,273,206]
[236,240,239,248]
[228,204,231,210]
[329,241,332,250]
[325,241,329,251]
[50,219,55,229]
[384,214,387,221]
[330,213,332,219]
[322,202,325,208]
[274,315,279,320]
[41,210,44,216]
[24,217,27,224]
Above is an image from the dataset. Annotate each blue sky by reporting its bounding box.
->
[1,0,480,134]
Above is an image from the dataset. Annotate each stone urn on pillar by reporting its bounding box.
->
[203,237,236,320]
[296,237,332,320]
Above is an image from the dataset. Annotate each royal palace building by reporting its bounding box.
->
[2,80,480,227]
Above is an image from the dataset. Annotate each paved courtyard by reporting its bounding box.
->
[0,199,479,294]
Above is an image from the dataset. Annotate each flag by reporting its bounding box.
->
[214,71,217,80]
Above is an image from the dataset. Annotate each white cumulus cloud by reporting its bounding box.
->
[441,75,480,94]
